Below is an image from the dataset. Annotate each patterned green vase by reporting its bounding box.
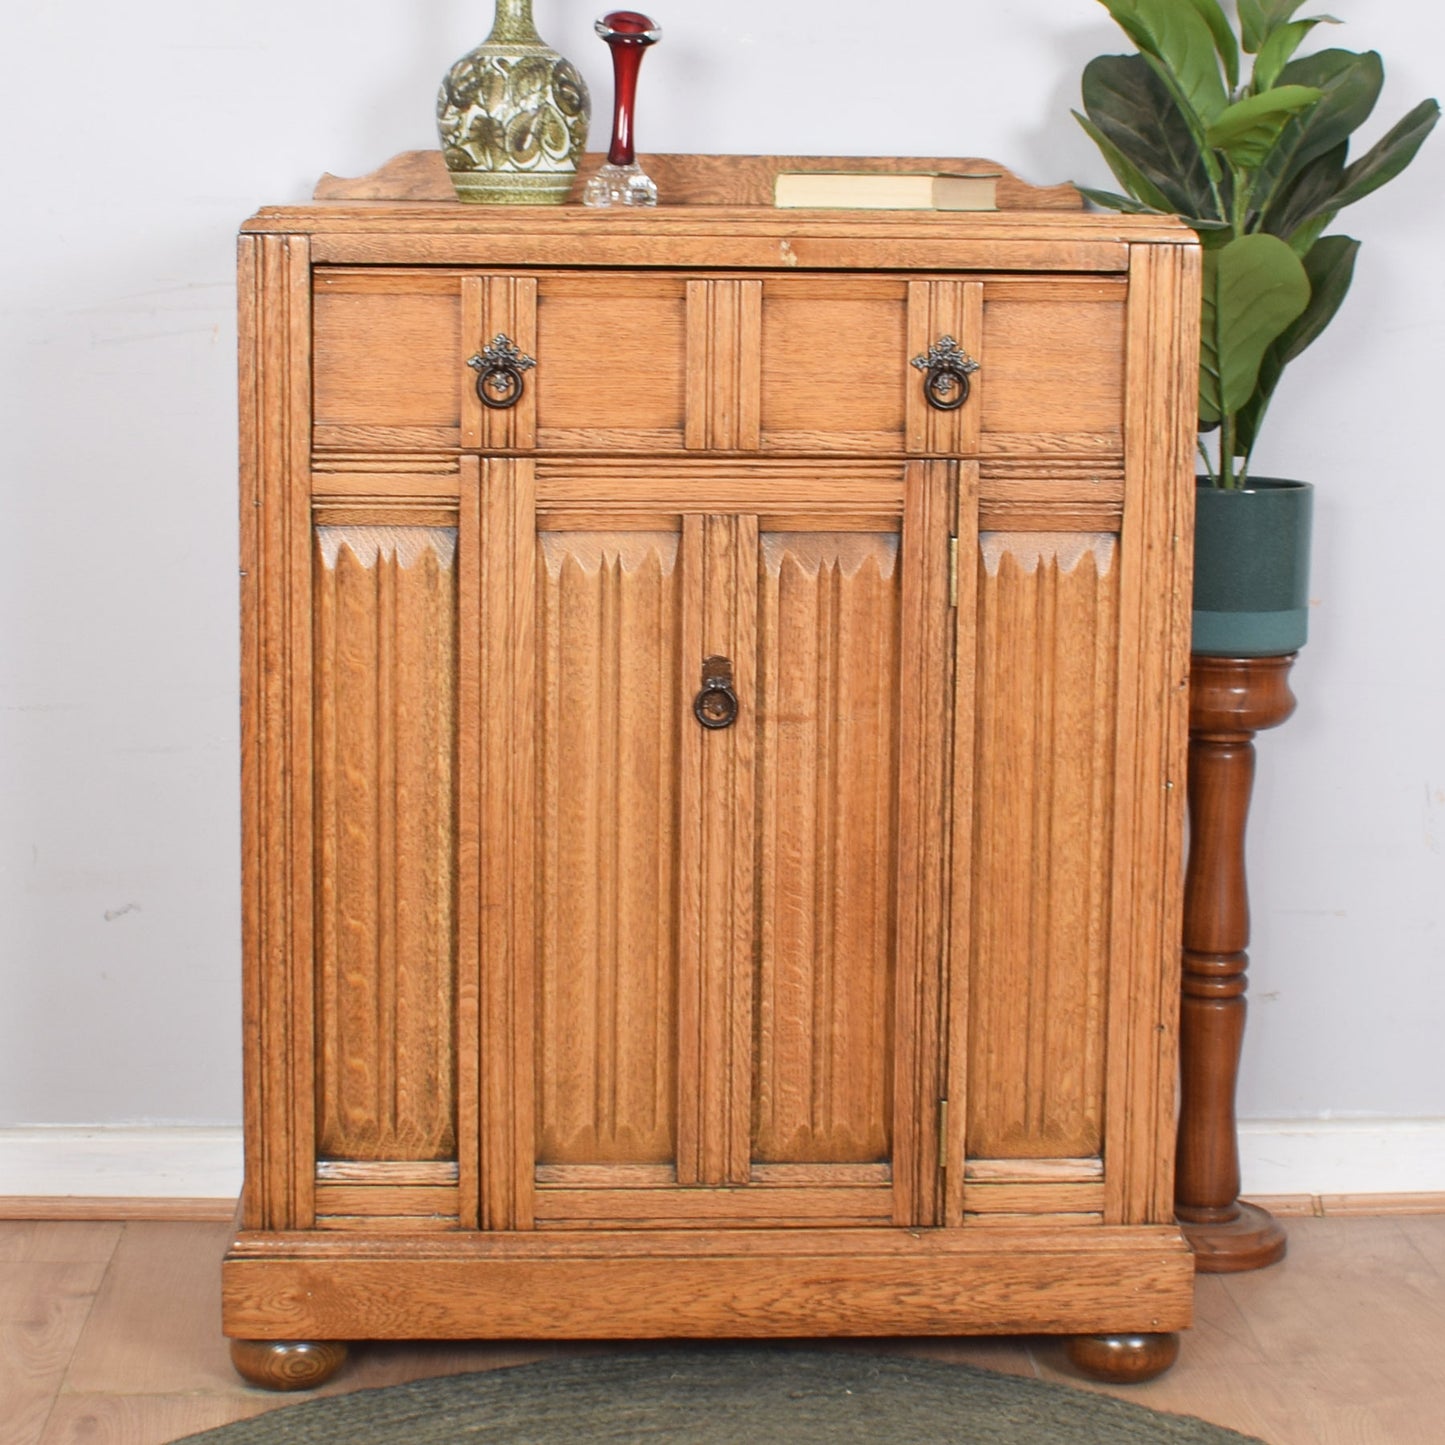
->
[437,0,590,204]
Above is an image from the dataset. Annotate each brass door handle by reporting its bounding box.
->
[911,335,980,411]
[467,333,536,409]
[693,656,738,729]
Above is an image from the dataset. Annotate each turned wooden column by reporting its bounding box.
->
[1175,654,1296,1272]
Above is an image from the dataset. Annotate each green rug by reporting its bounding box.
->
[178,1348,1268,1443]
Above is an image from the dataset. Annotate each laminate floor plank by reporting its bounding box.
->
[1218,1216,1445,1368]
[0,1262,111,1445]
[61,1223,238,1396]
[0,1224,123,1265]
[1396,1213,1445,1270]
[4,1216,1444,1445]
[38,1395,278,1445]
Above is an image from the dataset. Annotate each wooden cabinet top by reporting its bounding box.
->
[240,150,1195,271]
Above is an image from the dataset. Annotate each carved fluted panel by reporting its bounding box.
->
[313,526,458,1161]
[967,532,1119,1161]
[536,531,683,1164]
[753,532,901,1164]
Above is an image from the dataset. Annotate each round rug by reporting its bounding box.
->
[178,1347,1267,1443]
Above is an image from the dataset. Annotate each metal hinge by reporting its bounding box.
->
[937,1098,949,1173]
[948,536,958,607]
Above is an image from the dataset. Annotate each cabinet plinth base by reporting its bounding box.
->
[1179,1200,1287,1273]
[222,1225,1195,1345]
[230,1338,348,1391]
[1066,1331,1180,1383]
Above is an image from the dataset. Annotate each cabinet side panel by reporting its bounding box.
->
[239,234,314,1230]
[967,532,1119,1162]
[313,526,459,1162]
[1105,241,1198,1225]
[753,532,901,1165]
[536,531,683,1165]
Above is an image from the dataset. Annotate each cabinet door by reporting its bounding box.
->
[472,458,955,1230]
[944,523,1122,1226]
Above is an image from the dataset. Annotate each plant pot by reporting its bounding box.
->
[1192,478,1313,658]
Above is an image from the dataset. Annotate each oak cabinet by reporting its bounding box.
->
[226,155,1200,1388]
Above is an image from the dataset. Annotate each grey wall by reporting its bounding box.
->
[2,1,1441,1128]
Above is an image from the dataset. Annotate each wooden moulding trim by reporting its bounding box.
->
[11,1192,1443,1222]
[312,151,1088,212]
[311,473,462,500]
[961,1184,1107,1215]
[224,1223,1187,1261]
[964,1158,1105,1183]
[529,1188,894,1228]
[0,1196,239,1222]
[1249,1192,1445,1218]
[302,234,1134,276]
[313,1186,460,1217]
[530,1163,893,1188]
[221,1237,1194,1339]
[315,1160,460,1185]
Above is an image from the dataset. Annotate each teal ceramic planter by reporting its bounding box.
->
[1192,478,1313,658]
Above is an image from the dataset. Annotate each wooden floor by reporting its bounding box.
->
[4,1213,1445,1444]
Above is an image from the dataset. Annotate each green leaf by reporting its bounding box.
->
[1238,0,1318,53]
[1286,212,1338,258]
[1271,233,1361,367]
[1237,0,1269,53]
[1073,111,1179,215]
[1253,19,1335,92]
[1080,54,1218,221]
[1330,98,1441,209]
[1198,233,1311,425]
[1182,0,1240,91]
[1235,234,1359,455]
[1261,139,1346,240]
[1095,0,1229,124]
[1206,87,1323,169]
[1272,49,1384,175]
[1076,185,1166,215]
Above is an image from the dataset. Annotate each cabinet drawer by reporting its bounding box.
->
[311,269,1125,459]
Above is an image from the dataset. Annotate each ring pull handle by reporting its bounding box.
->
[693,656,738,730]
[910,335,980,412]
[467,333,536,410]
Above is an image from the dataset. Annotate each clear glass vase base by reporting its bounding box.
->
[583,162,659,208]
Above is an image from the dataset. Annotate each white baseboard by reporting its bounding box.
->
[0,1126,243,1199]
[1,1120,1442,1202]
[1237,1118,1445,1198]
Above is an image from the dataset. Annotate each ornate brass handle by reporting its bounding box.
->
[911,336,980,411]
[467,334,536,409]
[693,656,738,730]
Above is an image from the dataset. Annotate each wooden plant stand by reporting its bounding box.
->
[1175,654,1296,1272]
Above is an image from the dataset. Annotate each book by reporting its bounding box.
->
[773,170,999,211]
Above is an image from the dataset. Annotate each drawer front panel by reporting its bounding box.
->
[758,278,909,453]
[312,269,1127,462]
[978,282,1126,456]
[534,276,688,449]
[313,271,464,449]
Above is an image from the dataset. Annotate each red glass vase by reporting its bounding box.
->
[583,11,662,207]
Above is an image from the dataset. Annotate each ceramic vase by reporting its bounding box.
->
[437,0,590,204]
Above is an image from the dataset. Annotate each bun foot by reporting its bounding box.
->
[1066,1331,1179,1383]
[230,1338,348,1390]
[1180,1200,1287,1273]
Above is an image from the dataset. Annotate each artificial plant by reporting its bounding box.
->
[1076,0,1438,487]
